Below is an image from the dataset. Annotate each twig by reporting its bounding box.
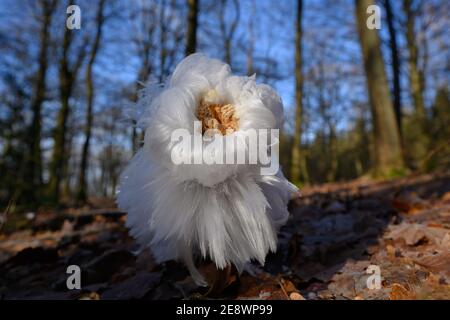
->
[277,277,290,300]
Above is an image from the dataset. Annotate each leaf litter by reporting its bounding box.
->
[1,173,449,300]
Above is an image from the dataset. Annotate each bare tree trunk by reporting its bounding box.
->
[129,0,158,153]
[246,0,255,76]
[48,18,86,204]
[185,0,198,56]
[131,81,145,153]
[25,0,56,205]
[403,0,425,118]
[49,76,71,203]
[77,0,106,204]
[159,0,168,82]
[291,0,308,184]
[327,125,338,182]
[403,0,429,167]
[384,0,402,136]
[218,0,240,66]
[355,0,404,175]
[62,129,73,199]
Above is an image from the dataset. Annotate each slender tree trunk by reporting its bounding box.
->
[219,0,230,65]
[327,125,338,182]
[25,0,56,205]
[403,0,425,118]
[49,69,72,204]
[77,0,105,204]
[131,55,151,153]
[218,0,239,67]
[384,0,402,136]
[403,0,428,166]
[62,132,73,199]
[131,5,156,153]
[224,38,231,66]
[159,0,168,82]
[246,0,255,76]
[131,126,138,153]
[49,21,86,204]
[355,0,404,175]
[291,0,308,184]
[49,106,69,202]
[185,0,199,56]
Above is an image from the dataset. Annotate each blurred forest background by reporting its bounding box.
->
[0,0,449,211]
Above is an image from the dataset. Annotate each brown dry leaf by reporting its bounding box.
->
[414,274,450,299]
[385,222,448,246]
[2,173,450,300]
[280,279,297,294]
[289,292,305,300]
[413,251,450,277]
[441,192,450,202]
[392,192,427,214]
[390,283,415,300]
[386,244,396,256]
[79,292,100,300]
[61,219,74,233]
[424,228,450,248]
[439,233,450,249]
[237,273,287,300]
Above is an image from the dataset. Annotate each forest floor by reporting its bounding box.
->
[1,172,450,300]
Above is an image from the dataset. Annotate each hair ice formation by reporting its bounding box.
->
[117,54,298,286]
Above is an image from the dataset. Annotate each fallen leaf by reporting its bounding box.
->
[413,251,450,278]
[392,192,427,214]
[385,222,448,246]
[79,292,100,300]
[390,283,415,300]
[289,292,305,300]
